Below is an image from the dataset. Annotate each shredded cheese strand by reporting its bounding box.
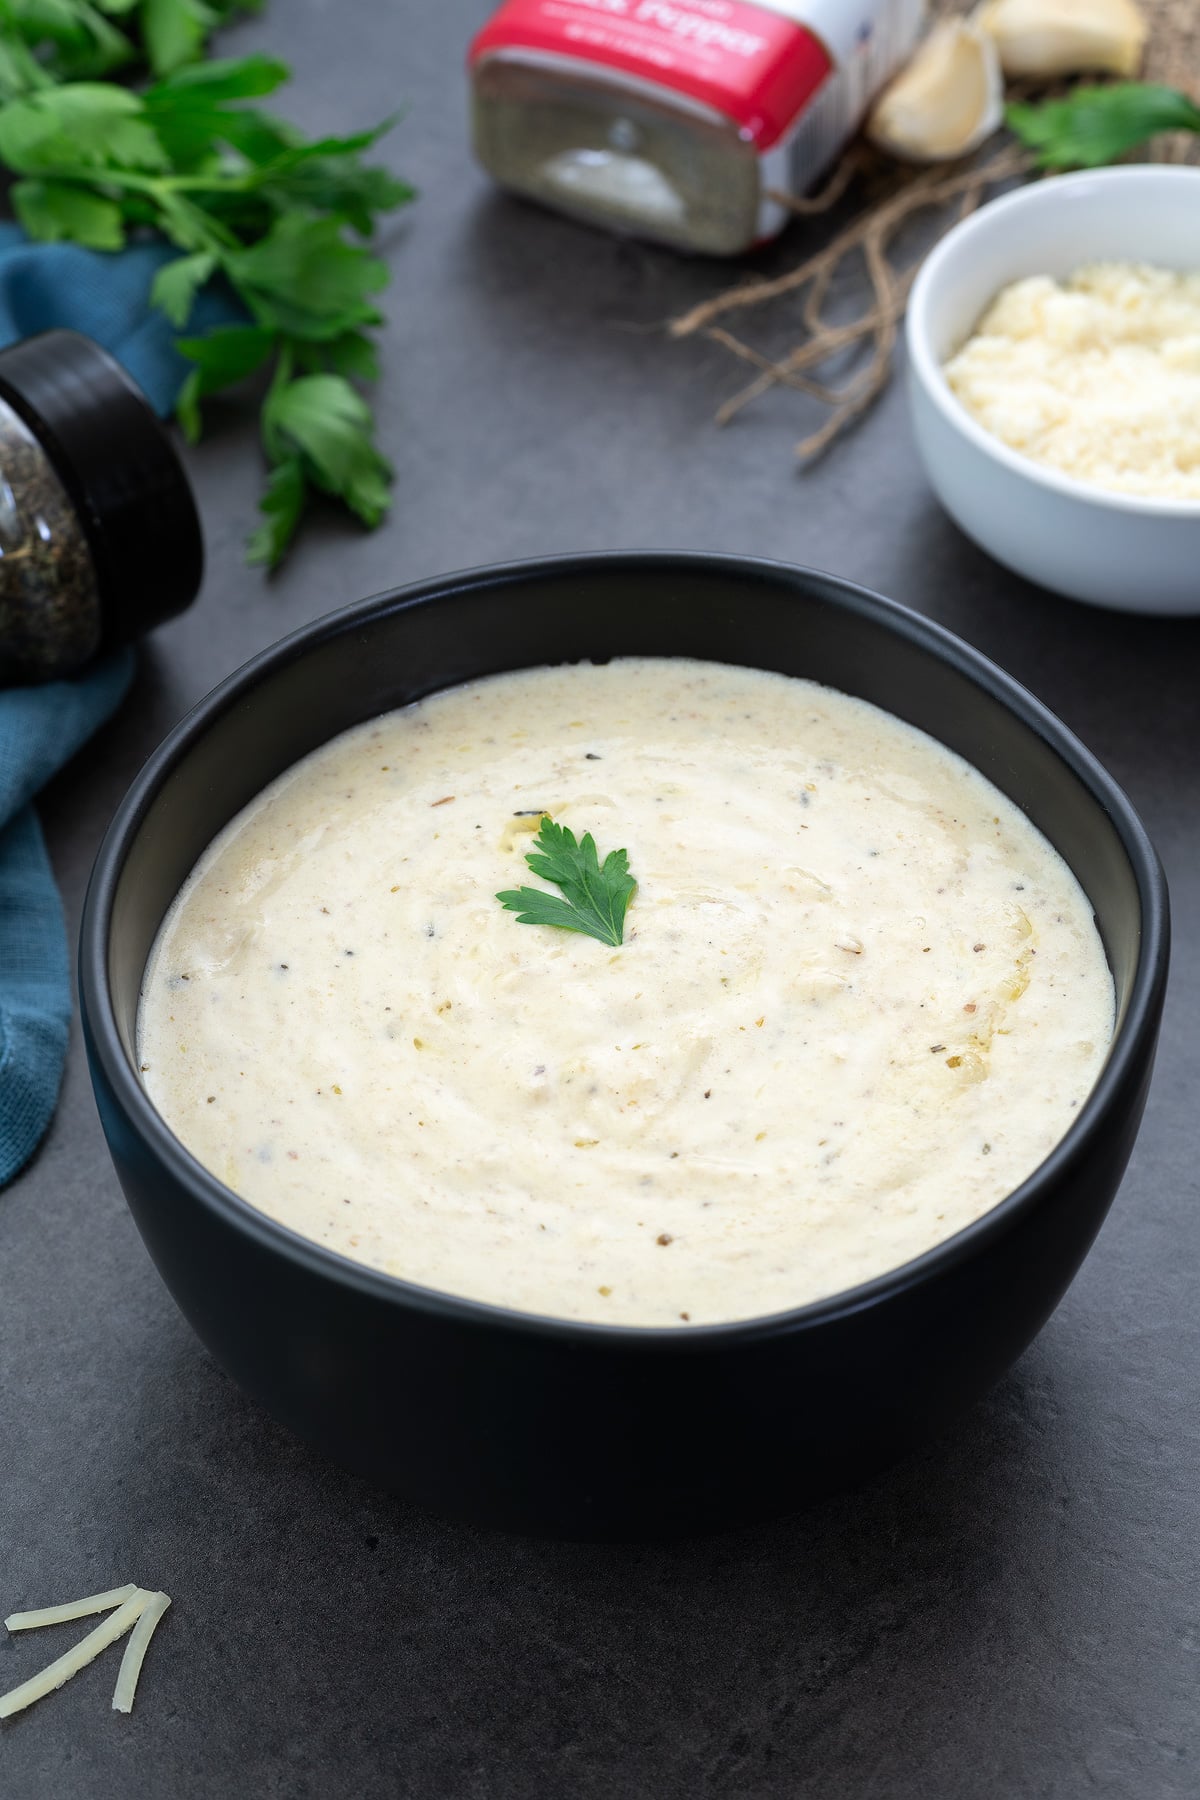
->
[0,1593,148,1720]
[110,1592,171,1715]
[5,1585,139,1633]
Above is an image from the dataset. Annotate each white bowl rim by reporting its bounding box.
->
[907,163,1200,521]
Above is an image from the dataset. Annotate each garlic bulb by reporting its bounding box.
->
[866,21,1004,164]
[974,0,1146,79]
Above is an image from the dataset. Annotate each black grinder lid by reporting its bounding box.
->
[0,328,203,648]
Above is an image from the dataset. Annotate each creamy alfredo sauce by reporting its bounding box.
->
[139,659,1114,1327]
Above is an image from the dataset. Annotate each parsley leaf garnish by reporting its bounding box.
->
[1007,83,1200,169]
[497,818,637,949]
[0,12,413,567]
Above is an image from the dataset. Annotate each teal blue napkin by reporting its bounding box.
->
[0,657,134,1183]
[0,228,237,1183]
[0,224,237,411]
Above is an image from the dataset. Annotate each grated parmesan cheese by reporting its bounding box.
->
[0,1583,170,1721]
[111,1592,171,1714]
[5,1584,138,1633]
[945,262,1200,501]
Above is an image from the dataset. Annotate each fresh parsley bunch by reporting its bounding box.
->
[0,4,412,566]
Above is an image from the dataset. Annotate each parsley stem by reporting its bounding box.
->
[260,342,295,460]
[157,190,242,253]
[38,167,268,199]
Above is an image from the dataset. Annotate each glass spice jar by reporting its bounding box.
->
[469,0,925,256]
[0,329,202,684]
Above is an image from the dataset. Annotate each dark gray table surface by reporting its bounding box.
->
[4,5,1199,1796]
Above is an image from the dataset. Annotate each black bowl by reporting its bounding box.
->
[80,555,1169,1538]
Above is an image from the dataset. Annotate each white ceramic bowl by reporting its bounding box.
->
[907,165,1200,615]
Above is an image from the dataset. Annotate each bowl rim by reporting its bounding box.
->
[907,164,1200,520]
[80,551,1170,1350]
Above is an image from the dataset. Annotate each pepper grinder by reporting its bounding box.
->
[0,329,202,684]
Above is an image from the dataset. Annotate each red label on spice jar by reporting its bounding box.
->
[469,0,834,150]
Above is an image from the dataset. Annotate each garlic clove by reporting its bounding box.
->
[866,21,1004,164]
[974,0,1147,80]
